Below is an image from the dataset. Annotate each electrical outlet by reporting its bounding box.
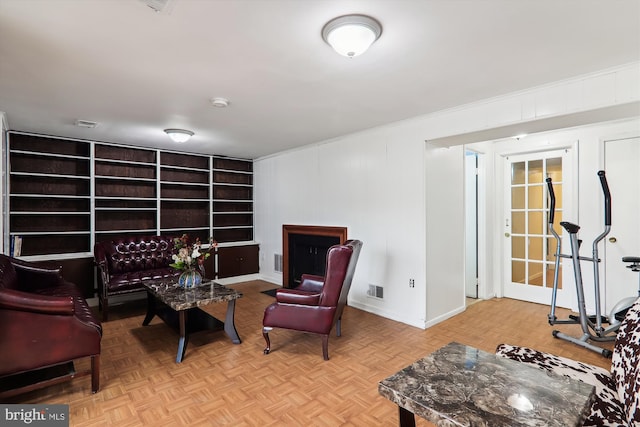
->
[409,279,415,288]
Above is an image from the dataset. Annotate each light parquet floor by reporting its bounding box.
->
[6,280,613,426]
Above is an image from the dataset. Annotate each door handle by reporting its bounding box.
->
[505,232,510,238]
[609,237,617,243]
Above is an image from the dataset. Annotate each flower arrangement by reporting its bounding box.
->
[170,234,216,272]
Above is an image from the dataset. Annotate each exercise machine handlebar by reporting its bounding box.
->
[546,177,555,224]
[598,170,611,227]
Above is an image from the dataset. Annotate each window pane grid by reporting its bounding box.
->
[511,157,563,288]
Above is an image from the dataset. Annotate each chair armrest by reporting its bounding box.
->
[0,289,74,315]
[94,259,110,286]
[276,289,321,305]
[297,274,324,293]
[12,261,64,291]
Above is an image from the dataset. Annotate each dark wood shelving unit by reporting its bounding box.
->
[8,133,91,257]
[94,144,158,242]
[212,156,253,244]
[159,151,211,242]
[6,132,258,295]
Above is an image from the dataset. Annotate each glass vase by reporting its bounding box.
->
[178,268,202,288]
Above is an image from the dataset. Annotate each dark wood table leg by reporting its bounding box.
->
[142,292,156,326]
[398,406,416,427]
[224,299,242,344]
[176,310,189,363]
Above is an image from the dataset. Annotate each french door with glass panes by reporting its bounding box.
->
[503,149,573,306]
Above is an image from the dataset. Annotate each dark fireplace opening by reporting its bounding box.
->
[282,225,348,288]
[288,234,340,288]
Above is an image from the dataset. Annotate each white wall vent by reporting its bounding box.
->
[367,284,383,299]
[274,254,283,272]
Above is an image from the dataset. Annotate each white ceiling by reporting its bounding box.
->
[1,0,639,159]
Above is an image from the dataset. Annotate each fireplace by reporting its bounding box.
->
[283,225,347,288]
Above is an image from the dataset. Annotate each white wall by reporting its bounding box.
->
[425,144,466,326]
[254,62,640,329]
[255,126,428,328]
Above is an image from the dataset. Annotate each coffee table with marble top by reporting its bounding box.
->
[378,341,595,427]
[142,279,242,363]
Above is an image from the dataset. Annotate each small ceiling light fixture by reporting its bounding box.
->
[322,14,382,58]
[164,128,194,143]
[75,119,98,128]
[211,97,230,108]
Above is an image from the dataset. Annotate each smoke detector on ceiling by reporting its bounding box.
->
[211,97,230,108]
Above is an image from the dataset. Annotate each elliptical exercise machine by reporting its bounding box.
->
[546,170,639,358]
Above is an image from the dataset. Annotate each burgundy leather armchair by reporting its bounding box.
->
[0,254,102,397]
[262,239,362,360]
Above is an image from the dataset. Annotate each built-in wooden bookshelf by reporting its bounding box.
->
[212,157,253,243]
[8,134,91,256]
[94,144,158,242]
[6,132,257,292]
[160,151,211,243]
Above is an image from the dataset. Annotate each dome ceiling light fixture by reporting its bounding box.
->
[321,14,382,58]
[211,97,230,108]
[164,128,194,143]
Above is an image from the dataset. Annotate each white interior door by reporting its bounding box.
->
[604,137,640,313]
[503,149,573,306]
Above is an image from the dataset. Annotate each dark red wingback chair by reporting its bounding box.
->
[262,239,363,360]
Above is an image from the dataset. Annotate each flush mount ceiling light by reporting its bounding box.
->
[211,97,230,108]
[164,128,194,143]
[321,14,382,58]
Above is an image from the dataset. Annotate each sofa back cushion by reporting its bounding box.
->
[611,297,640,424]
[0,254,18,290]
[101,236,175,275]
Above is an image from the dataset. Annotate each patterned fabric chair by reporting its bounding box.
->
[496,298,640,426]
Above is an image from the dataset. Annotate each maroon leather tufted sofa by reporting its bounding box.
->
[94,235,181,321]
[0,254,102,397]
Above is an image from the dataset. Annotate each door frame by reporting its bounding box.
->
[465,150,479,298]
[464,150,488,300]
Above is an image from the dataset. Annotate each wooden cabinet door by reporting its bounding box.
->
[217,245,259,278]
